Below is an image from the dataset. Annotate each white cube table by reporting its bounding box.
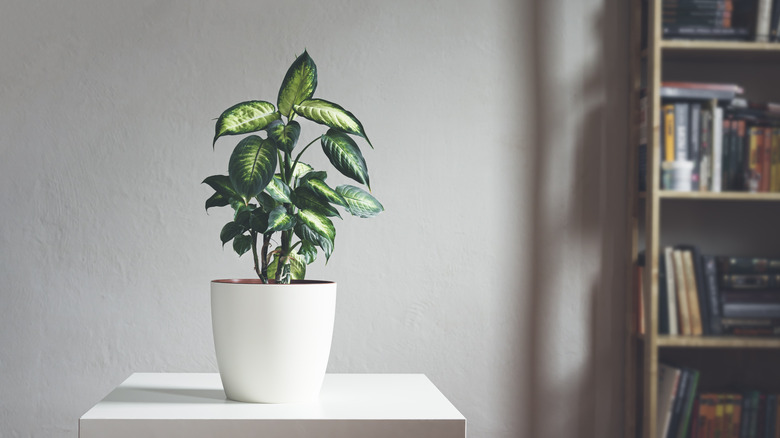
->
[79,373,465,438]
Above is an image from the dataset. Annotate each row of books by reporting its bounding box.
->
[635,247,780,336]
[658,363,780,438]
[660,0,780,42]
[638,82,780,193]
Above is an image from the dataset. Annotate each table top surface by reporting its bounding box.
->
[81,373,464,421]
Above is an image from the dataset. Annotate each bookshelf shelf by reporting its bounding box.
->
[658,191,780,201]
[625,1,780,437]
[657,336,780,349]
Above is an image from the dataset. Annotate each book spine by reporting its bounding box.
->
[674,249,692,335]
[666,247,680,335]
[712,106,724,191]
[690,104,702,190]
[675,103,690,162]
[664,104,677,163]
[703,255,723,335]
[720,274,780,290]
[667,369,690,438]
[723,117,733,190]
[700,108,712,191]
[736,119,747,190]
[683,250,703,335]
[772,128,780,192]
[676,369,700,438]
[762,127,772,192]
[722,302,780,318]
[772,0,780,41]
[756,0,773,42]
[659,253,671,334]
[749,125,762,192]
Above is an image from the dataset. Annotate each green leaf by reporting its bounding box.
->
[256,192,277,213]
[220,222,244,246]
[294,99,371,147]
[299,241,317,264]
[321,129,370,188]
[305,178,347,207]
[336,185,384,218]
[213,101,280,146]
[295,223,333,261]
[299,170,327,185]
[266,205,296,233]
[292,187,341,218]
[234,205,254,228]
[228,135,278,199]
[298,209,335,242]
[232,234,252,256]
[205,192,229,211]
[203,175,239,199]
[277,51,317,119]
[267,249,307,281]
[291,162,314,179]
[267,120,301,154]
[251,210,269,233]
[265,176,292,203]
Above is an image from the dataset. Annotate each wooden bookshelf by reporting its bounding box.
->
[625,1,780,438]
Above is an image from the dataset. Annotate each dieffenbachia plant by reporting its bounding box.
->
[205,51,383,284]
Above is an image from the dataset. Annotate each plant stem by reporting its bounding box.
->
[251,231,263,281]
[290,135,322,185]
[260,233,271,281]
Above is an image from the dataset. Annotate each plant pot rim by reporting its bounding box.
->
[212,279,335,285]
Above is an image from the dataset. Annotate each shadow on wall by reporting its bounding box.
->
[522,0,628,437]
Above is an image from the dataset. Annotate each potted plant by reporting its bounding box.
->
[205,50,383,403]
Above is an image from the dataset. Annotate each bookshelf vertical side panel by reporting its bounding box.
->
[642,0,663,437]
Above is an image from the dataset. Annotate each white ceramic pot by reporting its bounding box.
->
[211,279,337,403]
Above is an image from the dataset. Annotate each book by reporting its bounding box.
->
[660,253,671,334]
[703,255,724,335]
[700,107,713,191]
[772,128,780,192]
[662,24,750,39]
[772,0,780,41]
[762,127,772,192]
[664,104,677,162]
[658,364,683,438]
[756,0,773,41]
[720,274,780,290]
[690,104,702,190]
[712,106,724,191]
[675,369,700,438]
[682,249,704,335]
[722,302,780,318]
[665,247,681,335]
[722,290,780,303]
[667,369,690,438]
[718,257,780,275]
[661,86,742,101]
[675,103,690,162]
[674,249,693,335]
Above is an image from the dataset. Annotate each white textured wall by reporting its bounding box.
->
[0,1,628,437]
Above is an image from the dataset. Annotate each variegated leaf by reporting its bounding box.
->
[321,129,370,188]
[305,178,347,207]
[294,99,372,147]
[267,120,301,154]
[292,187,341,218]
[299,241,317,264]
[213,101,280,146]
[228,135,278,199]
[265,176,292,203]
[297,209,335,242]
[267,249,306,281]
[266,205,296,233]
[277,51,317,119]
[292,162,314,180]
[295,223,333,261]
[336,185,384,218]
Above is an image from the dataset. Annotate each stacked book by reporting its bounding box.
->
[649,244,780,337]
[718,256,780,336]
[658,245,724,336]
[662,0,752,40]
[638,82,780,193]
[658,364,780,438]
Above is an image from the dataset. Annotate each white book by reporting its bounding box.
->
[712,106,723,192]
[757,0,773,42]
[664,247,679,336]
[657,363,682,438]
